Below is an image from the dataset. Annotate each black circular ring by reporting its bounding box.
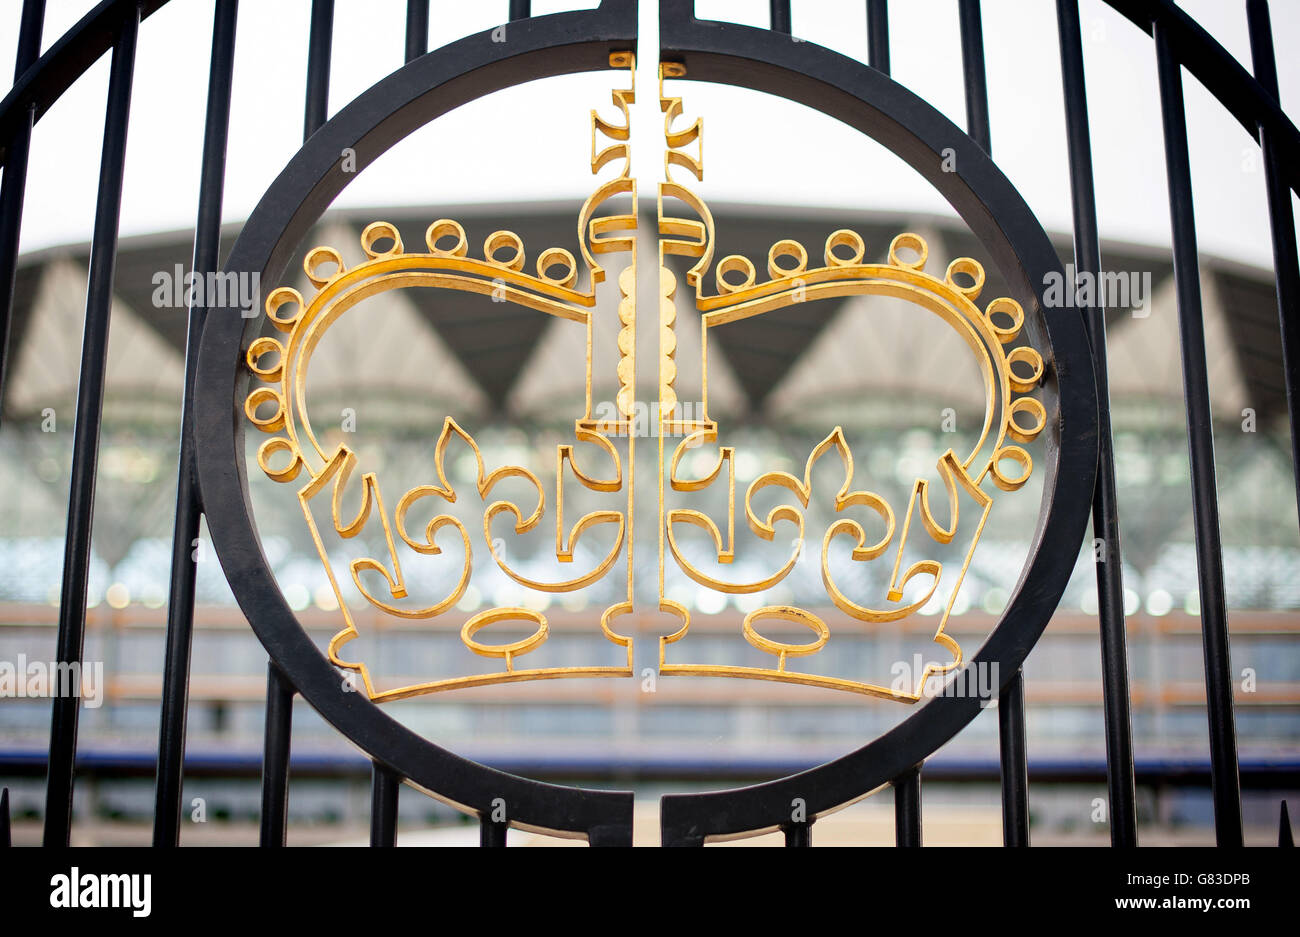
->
[194,2,1097,845]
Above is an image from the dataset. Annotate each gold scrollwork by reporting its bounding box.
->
[654,64,1046,701]
[243,56,1049,705]
[243,54,640,701]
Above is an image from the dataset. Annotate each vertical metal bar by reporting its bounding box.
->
[256,0,336,847]
[782,822,811,847]
[958,0,1031,843]
[0,0,46,420]
[1,787,9,848]
[369,763,399,847]
[152,0,239,849]
[1153,20,1243,846]
[405,0,428,62]
[867,0,889,76]
[0,124,33,408]
[1282,800,1294,847]
[480,815,507,847]
[893,764,922,846]
[958,0,991,152]
[259,663,293,846]
[1055,0,1138,847]
[770,0,791,34]
[998,671,1030,845]
[508,0,530,22]
[10,0,43,76]
[1247,0,1300,528]
[42,4,140,848]
[304,0,334,140]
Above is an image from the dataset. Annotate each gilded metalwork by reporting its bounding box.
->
[244,54,639,700]
[243,56,1047,703]
[650,63,1044,701]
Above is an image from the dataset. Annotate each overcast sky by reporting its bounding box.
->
[2,0,1298,270]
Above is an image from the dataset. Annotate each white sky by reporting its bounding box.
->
[2,0,1298,269]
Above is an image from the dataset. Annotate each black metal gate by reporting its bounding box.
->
[1,0,1297,848]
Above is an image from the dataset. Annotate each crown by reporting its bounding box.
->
[241,57,1046,703]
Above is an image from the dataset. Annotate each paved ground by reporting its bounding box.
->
[9,802,1279,846]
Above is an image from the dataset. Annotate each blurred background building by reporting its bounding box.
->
[0,203,1296,844]
[2,0,1298,846]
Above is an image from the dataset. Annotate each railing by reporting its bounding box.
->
[0,0,1295,847]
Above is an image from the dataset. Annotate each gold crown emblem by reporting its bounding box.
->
[243,55,1046,702]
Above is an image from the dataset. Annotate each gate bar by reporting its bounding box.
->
[1,788,9,847]
[0,0,44,415]
[1055,0,1138,847]
[998,672,1030,845]
[256,0,337,843]
[304,0,333,140]
[782,821,811,847]
[259,663,294,846]
[42,4,139,847]
[480,816,507,846]
[1246,0,1300,527]
[369,762,399,846]
[153,0,239,848]
[405,0,428,62]
[867,0,889,76]
[958,0,1032,844]
[1153,20,1243,846]
[957,0,990,154]
[770,1,791,34]
[894,764,922,846]
[509,1,530,22]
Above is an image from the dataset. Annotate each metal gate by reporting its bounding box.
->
[0,0,1296,848]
